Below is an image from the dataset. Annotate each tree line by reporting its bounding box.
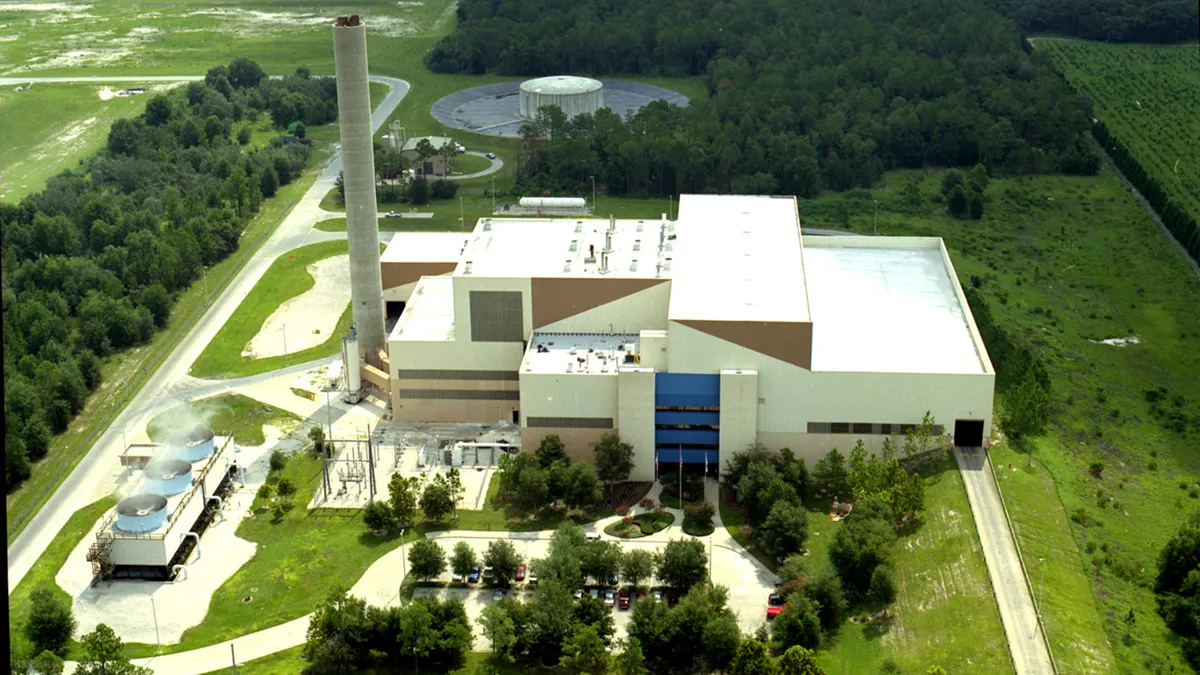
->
[0,58,337,492]
[432,0,1099,199]
[1090,120,1200,266]
[981,0,1198,43]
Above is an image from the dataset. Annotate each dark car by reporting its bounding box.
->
[468,566,482,583]
[666,590,680,607]
[515,564,526,582]
[618,588,632,610]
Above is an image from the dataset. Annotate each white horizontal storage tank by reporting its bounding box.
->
[519,197,587,209]
[519,76,603,120]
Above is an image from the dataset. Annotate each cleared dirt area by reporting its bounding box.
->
[243,255,349,360]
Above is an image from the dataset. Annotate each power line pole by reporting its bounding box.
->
[874,200,879,235]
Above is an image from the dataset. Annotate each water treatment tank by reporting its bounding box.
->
[168,427,215,462]
[142,458,194,497]
[115,494,169,533]
[519,197,587,209]
[519,76,603,120]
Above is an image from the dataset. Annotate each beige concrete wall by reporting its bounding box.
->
[668,321,994,442]
[519,371,619,420]
[538,282,671,334]
[618,367,656,482]
[639,330,669,371]
[520,427,611,465]
[393,397,518,424]
[719,369,759,475]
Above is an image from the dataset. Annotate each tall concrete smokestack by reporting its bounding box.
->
[333,15,385,364]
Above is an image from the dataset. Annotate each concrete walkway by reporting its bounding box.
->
[954,447,1054,675]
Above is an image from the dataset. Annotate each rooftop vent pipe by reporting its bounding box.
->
[609,215,615,233]
[464,261,473,275]
[604,229,612,253]
[600,251,609,274]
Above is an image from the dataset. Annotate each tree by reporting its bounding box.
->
[580,540,623,585]
[294,122,307,139]
[829,516,895,597]
[536,434,569,468]
[564,462,603,510]
[1001,364,1051,441]
[407,175,430,205]
[32,650,65,675]
[702,615,742,673]
[270,449,288,473]
[613,637,649,675]
[75,624,152,675]
[594,432,635,489]
[228,57,266,89]
[969,163,990,191]
[388,474,420,526]
[778,645,826,675]
[562,624,610,674]
[484,540,524,587]
[237,126,252,145]
[621,549,656,588]
[363,499,394,532]
[947,185,969,218]
[409,539,447,580]
[481,601,517,660]
[868,565,898,606]
[530,580,576,664]
[26,585,76,655]
[656,539,707,590]
[773,591,822,650]
[927,667,947,675]
[684,501,716,533]
[730,639,774,675]
[574,595,616,643]
[805,571,848,633]
[760,501,809,560]
[276,476,296,498]
[431,179,458,199]
[308,426,325,453]
[968,192,984,220]
[941,170,965,196]
[421,475,455,522]
[812,449,849,500]
[451,541,479,580]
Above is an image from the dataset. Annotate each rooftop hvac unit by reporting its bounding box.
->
[483,222,492,231]
[630,260,638,273]
[463,261,473,275]
[633,240,641,251]
[115,494,169,533]
[569,240,578,252]
[569,347,577,355]
[564,260,572,273]
[575,223,583,233]
[608,215,616,233]
[566,362,574,373]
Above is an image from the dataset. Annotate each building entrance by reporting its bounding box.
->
[954,419,985,447]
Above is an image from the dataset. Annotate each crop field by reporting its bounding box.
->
[799,163,1200,673]
[1034,39,1200,220]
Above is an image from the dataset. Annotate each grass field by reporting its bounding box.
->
[799,164,1200,674]
[0,83,152,201]
[196,646,562,675]
[450,153,491,175]
[188,240,362,379]
[7,498,117,661]
[1033,39,1200,220]
[5,173,314,545]
[146,394,301,446]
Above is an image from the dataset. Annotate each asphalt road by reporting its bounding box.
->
[6,75,411,594]
[955,447,1054,675]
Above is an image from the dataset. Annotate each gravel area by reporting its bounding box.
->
[244,255,350,359]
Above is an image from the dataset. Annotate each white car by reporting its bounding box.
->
[604,590,616,607]
[654,591,663,603]
[590,588,600,600]
[384,211,402,218]
[485,152,497,159]
[493,589,504,601]
[585,532,601,541]
[573,589,584,599]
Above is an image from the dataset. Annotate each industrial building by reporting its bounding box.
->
[372,195,995,482]
[519,75,604,120]
[399,136,458,177]
[88,429,240,583]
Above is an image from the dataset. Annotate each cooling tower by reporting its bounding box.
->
[332,15,386,364]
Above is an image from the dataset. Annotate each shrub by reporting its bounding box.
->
[276,476,296,498]
[26,586,75,655]
[639,497,657,510]
[868,565,898,605]
[256,483,274,501]
[363,499,394,532]
[271,502,285,521]
[269,450,287,473]
[1089,461,1105,478]
[616,505,630,517]
[431,179,458,199]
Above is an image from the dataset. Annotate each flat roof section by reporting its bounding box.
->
[457,217,670,279]
[522,332,641,375]
[668,195,810,323]
[390,276,455,342]
[802,241,986,374]
[381,232,469,264]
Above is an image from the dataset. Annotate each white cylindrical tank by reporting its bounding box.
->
[519,197,587,209]
[451,443,464,467]
[519,76,603,120]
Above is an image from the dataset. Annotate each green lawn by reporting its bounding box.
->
[449,153,492,176]
[8,497,117,661]
[188,240,362,379]
[6,172,313,545]
[800,164,1200,673]
[0,84,151,201]
[146,394,301,446]
[197,647,561,675]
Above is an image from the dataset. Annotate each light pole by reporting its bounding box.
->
[1037,557,1046,622]
[873,200,879,235]
[151,595,161,654]
[120,425,128,453]
[491,174,496,213]
[280,324,288,366]
[399,528,407,607]
[590,175,596,212]
[202,265,209,301]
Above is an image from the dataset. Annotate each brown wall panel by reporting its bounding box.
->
[678,319,813,370]
[380,261,457,290]
[531,277,668,329]
[519,427,611,465]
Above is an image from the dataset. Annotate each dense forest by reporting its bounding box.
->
[0,59,336,492]
[982,0,1198,42]
[430,0,1099,197]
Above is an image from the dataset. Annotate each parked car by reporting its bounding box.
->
[666,590,680,607]
[493,589,505,601]
[528,573,538,585]
[590,588,601,600]
[585,532,601,541]
[384,211,402,218]
[573,589,584,599]
[604,590,617,607]
[767,593,785,620]
[485,152,496,159]
[515,564,526,582]
[468,566,481,583]
[618,589,632,610]
[653,590,663,603]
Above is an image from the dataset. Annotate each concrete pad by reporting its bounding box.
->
[243,255,351,359]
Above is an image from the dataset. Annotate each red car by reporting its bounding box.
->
[766,593,784,620]
[618,588,632,610]
[515,564,526,582]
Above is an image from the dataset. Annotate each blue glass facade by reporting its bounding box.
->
[654,372,720,470]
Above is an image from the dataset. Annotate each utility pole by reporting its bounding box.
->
[459,196,465,232]
[151,595,161,654]
[873,200,879,235]
[1037,557,1046,621]
[590,175,596,213]
[202,265,209,302]
[280,324,289,366]
[491,174,496,213]
[400,528,407,606]
[231,644,237,675]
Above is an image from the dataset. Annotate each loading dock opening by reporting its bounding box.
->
[954,419,985,447]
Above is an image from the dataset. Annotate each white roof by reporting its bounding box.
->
[400,136,455,152]
[458,217,670,279]
[522,333,640,375]
[381,232,468,263]
[669,194,809,322]
[520,76,602,94]
[802,241,986,374]
[390,276,455,342]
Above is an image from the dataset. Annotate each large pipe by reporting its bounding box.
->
[208,496,224,521]
[333,15,386,364]
[172,565,189,582]
[182,532,200,560]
